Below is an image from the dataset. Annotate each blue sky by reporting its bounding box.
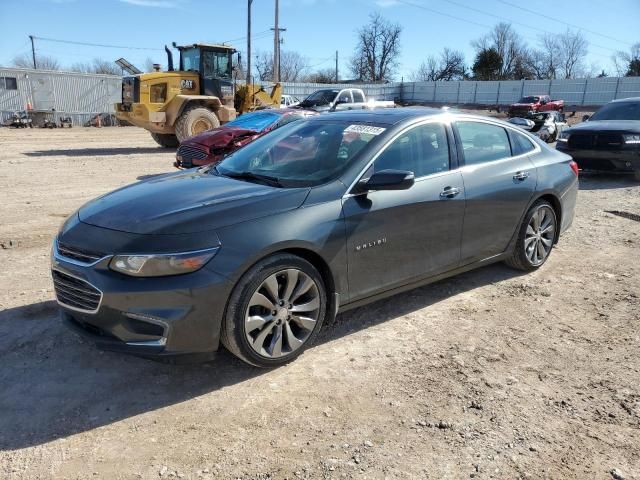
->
[1,0,638,79]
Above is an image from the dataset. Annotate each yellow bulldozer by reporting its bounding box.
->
[115,43,281,148]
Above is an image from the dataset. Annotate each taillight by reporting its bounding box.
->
[569,160,579,176]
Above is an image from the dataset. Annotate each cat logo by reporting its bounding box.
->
[180,79,194,89]
[355,238,387,252]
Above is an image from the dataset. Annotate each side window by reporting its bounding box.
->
[456,121,512,165]
[1,77,18,90]
[337,91,352,104]
[510,130,537,156]
[352,90,365,103]
[374,123,450,177]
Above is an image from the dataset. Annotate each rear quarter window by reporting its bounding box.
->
[456,121,512,165]
[509,130,537,156]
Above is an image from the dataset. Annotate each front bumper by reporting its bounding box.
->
[556,143,640,172]
[52,241,234,358]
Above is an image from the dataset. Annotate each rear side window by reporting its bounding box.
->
[352,90,365,103]
[510,130,537,156]
[1,77,18,90]
[456,121,511,165]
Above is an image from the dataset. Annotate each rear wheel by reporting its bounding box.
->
[505,200,557,271]
[174,106,220,142]
[150,132,179,148]
[221,254,327,368]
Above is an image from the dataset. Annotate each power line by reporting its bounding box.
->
[496,0,633,47]
[34,36,164,51]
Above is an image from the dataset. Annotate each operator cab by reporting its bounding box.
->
[174,43,236,101]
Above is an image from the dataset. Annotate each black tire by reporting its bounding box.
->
[634,170,640,182]
[174,106,220,142]
[505,200,558,271]
[150,132,179,148]
[221,253,328,368]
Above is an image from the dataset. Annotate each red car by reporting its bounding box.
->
[175,108,317,168]
[508,95,564,118]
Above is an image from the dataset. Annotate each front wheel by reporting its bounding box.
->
[174,106,220,142]
[150,132,179,148]
[505,200,558,271]
[221,254,327,368]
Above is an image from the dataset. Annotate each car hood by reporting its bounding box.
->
[566,120,640,133]
[183,126,261,148]
[78,170,310,235]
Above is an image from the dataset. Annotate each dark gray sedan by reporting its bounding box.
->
[52,108,579,367]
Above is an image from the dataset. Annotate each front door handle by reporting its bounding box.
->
[440,186,461,199]
[513,171,530,181]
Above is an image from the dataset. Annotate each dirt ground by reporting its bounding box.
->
[0,125,639,480]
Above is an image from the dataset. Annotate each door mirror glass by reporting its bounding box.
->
[356,169,415,192]
[582,114,590,122]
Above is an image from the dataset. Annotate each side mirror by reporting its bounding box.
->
[582,114,590,122]
[355,169,415,193]
[540,99,547,105]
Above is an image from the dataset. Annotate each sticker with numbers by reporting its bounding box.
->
[345,125,386,136]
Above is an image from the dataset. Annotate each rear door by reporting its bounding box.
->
[453,120,538,264]
[343,121,465,300]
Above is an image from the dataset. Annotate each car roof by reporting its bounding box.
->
[611,97,640,103]
[308,107,444,125]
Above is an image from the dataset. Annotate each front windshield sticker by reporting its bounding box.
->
[345,125,386,136]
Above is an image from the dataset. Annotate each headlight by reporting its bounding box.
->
[109,248,219,277]
[623,134,640,144]
[557,132,570,142]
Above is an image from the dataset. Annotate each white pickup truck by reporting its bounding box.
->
[296,88,395,112]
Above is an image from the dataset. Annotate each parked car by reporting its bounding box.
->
[296,88,395,112]
[508,95,565,118]
[280,94,301,108]
[175,108,317,168]
[52,108,578,367]
[508,111,568,143]
[556,97,640,179]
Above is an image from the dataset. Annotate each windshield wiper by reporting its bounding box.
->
[223,171,284,188]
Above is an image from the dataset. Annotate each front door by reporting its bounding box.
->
[343,121,466,301]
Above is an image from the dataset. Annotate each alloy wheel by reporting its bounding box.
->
[244,269,321,358]
[525,205,556,266]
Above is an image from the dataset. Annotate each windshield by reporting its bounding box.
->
[214,121,383,187]
[590,101,640,121]
[302,90,339,106]
[226,111,281,131]
[519,96,540,103]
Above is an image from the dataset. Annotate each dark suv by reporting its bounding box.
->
[556,97,640,179]
[52,109,578,367]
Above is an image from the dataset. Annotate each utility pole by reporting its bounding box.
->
[247,0,253,85]
[335,50,339,82]
[29,35,37,69]
[273,0,279,82]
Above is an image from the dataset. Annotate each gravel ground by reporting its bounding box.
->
[0,126,638,480]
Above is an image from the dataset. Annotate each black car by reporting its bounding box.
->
[556,97,640,178]
[52,109,579,367]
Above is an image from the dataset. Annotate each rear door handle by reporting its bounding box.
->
[440,186,461,199]
[513,171,530,181]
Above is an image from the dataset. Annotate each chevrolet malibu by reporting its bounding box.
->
[52,109,578,367]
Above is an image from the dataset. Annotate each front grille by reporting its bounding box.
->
[177,144,208,168]
[596,134,624,147]
[53,270,102,313]
[57,241,105,264]
[568,134,594,149]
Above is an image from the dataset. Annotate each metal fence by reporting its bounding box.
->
[2,66,639,127]
[0,67,121,126]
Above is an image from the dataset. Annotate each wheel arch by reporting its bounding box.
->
[165,95,222,126]
[531,192,563,243]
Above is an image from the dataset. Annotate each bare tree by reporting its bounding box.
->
[70,58,121,75]
[303,68,336,83]
[412,48,465,81]
[472,23,527,79]
[349,13,402,81]
[255,50,308,82]
[529,34,561,79]
[12,53,59,70]
[557,29,588,79]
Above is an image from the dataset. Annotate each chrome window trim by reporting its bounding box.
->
[53,237,112,267]
[342,115,454,199]
[52,268,104,315]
